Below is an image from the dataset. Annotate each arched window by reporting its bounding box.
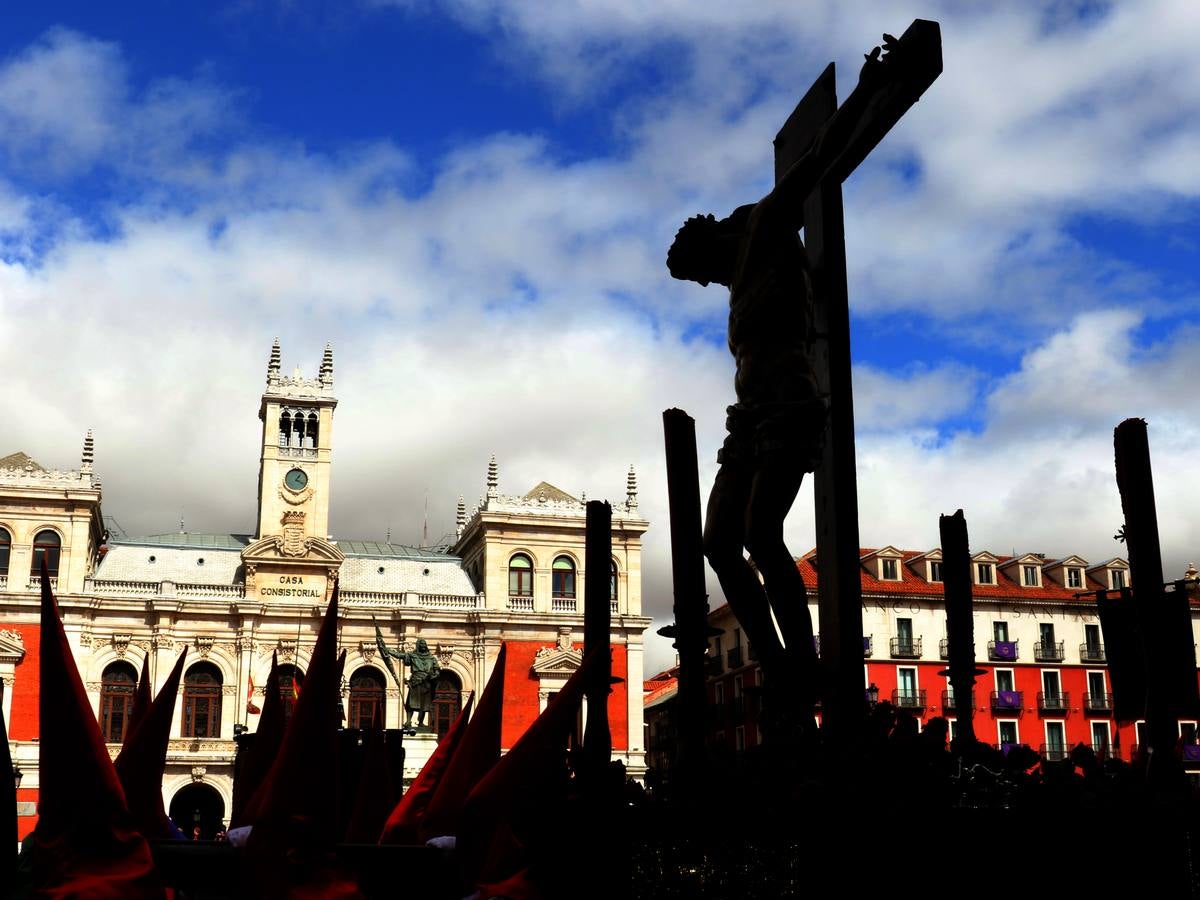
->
[278,664,304,724]
[31,530,61,579]
[305,413,318,449]
[291,411,304,448]
[433,671,463,739]
[0,527,10,578]
[348,667,386,729]
[508,554,533,597]
[278,411,291,447]
[100,661,138,743]
[552,556,576,599]
[610,561,619,605]
[182,662,223,738]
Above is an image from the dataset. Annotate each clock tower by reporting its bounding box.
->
[255,339,337,541]
[243,340,344,603]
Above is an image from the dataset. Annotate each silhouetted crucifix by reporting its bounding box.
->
[668,20,941,743]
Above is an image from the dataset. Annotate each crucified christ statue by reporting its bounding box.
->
[667,28,937,735]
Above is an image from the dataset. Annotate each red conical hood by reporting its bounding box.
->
[419,643,506,841]
[343,708,396,844]
[245,583,359,895]
[230,650,283,828]
[31,560,164,898]
[121,653,153,753]
[114,648,188,840]
[378,693,475,845]
[458,647,604,888]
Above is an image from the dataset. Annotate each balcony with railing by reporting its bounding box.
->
[27,575,58,591]
[0,574,6,590]
[892,689,927,711]
[1034,640,1065,662]
[990,690,1024,713]
[863,636,873,658]
[507,595,534,612]
[1037,691,1070,715]
[1083,692,1112,714]
[1091,742,1115,761]
[890,637,922,659]
[988,640,1019,662]
[939,637,949,659]
[1039,743,1070,762]
[1182,744,1200,767]
[1080,643,1106,663]
[550,597,577,613]
[706,653,724,676]
[941,690,975,714]
[727,646,744,669]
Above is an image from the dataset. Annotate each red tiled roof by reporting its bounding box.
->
[797,547,1113,604]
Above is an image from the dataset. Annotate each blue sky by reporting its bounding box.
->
[2,1,1200,671]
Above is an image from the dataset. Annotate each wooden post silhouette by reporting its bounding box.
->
[583,500,613,783]
[659,409,714,790]
[1113,418,1198,783]
[938,510,982,751]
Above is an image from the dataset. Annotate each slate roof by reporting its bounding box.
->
[94,532,476,595]
[0,452,44,471]
[95,542,244,584]
[522,482,578,503]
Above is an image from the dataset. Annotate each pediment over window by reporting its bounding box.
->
[531,646,582,677]
[0,629,26,664]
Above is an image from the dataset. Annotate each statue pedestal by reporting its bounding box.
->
[400,731,439,784]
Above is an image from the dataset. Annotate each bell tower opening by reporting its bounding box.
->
[255,339,338,541]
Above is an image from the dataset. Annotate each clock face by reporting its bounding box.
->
[284,468,309,491]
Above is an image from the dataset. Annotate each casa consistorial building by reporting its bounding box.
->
[0,341,651,839]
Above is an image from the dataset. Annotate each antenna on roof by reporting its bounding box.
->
[180,512,186,534]
[421,490,429,549]
[385,524,391,543]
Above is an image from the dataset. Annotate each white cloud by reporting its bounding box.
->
[4,6,1200,676]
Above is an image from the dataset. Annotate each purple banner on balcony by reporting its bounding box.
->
[993,640,1017,660]
[863,636,871,653]
[997,690,1021,709]
[1000,741,1017,756]
[1183,744,1200,761]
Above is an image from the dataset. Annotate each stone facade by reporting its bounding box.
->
[0,341,651,839]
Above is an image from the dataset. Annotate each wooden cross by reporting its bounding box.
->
[772,20,942,745]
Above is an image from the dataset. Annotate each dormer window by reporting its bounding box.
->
[882,558,899,581]
[928,560,943,583]
[1111,568,1127,590]
[1022,565,1041,587]
[976,563,994,585]
[1067,567,1083,589]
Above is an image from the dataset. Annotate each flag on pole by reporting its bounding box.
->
[246,673,262,716]
[373,616,402,689]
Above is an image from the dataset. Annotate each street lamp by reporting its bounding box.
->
[867,683,880,709]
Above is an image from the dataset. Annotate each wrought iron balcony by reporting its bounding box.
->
[727,646,744,669]
[1037,691,1070,715]
[1091,742,1114,761]
[939,637,949,659]
[705,653,724,676]
[1039,743,1070,762]
[940,690,975,713]
[890,637,922,659]
[731,697,745,718]
[863,636,873,657]
[1034,640,1065,662]
[892,689,927,710]
[1080,643,1106,663]
[1083,692,1112,714]
[990,690,1023,712]
[988,640,1018,662]
[748,643,758,661]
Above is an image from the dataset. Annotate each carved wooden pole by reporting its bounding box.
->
[938,510,982,751]
[659,409,711,790]
[1114,418,1198,783]
[583,500,613,782]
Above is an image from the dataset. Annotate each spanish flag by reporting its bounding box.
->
[246,673,262,716]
